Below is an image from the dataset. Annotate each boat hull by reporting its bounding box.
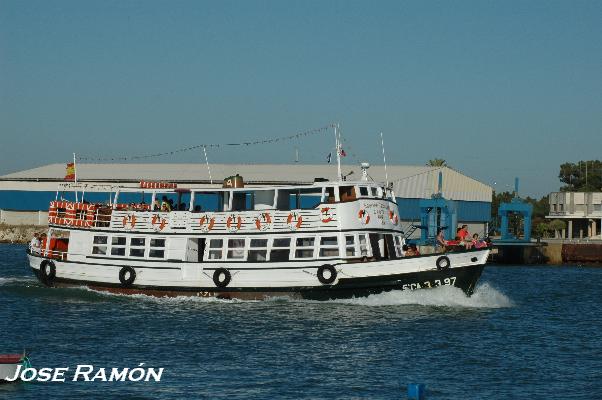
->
[28,251,487,300]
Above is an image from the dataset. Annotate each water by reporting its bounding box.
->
[1,243,601,399]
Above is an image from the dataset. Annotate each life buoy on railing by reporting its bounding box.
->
[317,265,337,285]
[151,214,168,231]
[39,260,56,286]
[213,268,231,288]
[199,214,216,232]
[358,209,370,225]
[226,214,243,232]
[436,256,451,271]
[122,214,138,229]
[119,266,136,287]
[48,201,98,227]
[254,212,272,231]
[287,212,303,230]
[389,210,399,225]
[320,207,334,223]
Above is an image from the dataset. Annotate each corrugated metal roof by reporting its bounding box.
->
[0,163,492,202]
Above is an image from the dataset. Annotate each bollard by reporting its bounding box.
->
[407,383,425,400]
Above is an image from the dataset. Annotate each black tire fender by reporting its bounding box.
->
[119,266,136,287]
[213,268,231,288]
[317,264,337,285]
[40,260,56,286]
[436,255,451,271]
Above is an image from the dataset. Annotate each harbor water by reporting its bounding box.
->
[1,243,601,399]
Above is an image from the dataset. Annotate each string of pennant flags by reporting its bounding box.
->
[75,124,335,162]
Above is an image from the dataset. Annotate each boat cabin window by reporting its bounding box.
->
[319,236,339,257]
[370,187,378,197]
[208,239,224,260]
[111,236,126,256]
[130,237,146,257]
[270,238,290,261]
[232,192,254,212]
[192,192,224,212]
[358,234,370,257]
[149,238,166,258]
[92,235,108,255]
[248,238,268,262]
[276,188,322,211]
[394,235,404,257]
[338,186,356,202]
[359,186,369,197]
[227,239,246,259]
[322,187,337,204]
[294,237,315,259]
[345,235,356,256]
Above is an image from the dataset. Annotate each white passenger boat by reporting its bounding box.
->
[0,354,29,383]
[27,164,489,300]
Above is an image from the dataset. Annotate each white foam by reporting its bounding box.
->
[0,276,36,286]
[332,282,513,308]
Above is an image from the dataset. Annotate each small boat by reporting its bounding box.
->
[0,353,30,383]
[26,158,489,300]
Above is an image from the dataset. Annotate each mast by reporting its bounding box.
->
[334,124,342,181]
[73,152,78,202]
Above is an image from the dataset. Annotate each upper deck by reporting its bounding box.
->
[48,180,402,235]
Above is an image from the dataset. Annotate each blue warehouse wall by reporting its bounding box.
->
[396,198,491,222]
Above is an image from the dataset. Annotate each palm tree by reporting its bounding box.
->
[426,158,447,167]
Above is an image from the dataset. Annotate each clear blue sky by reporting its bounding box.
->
[1,0,600,197]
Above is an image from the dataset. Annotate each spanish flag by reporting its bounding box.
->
[65,162,76,181]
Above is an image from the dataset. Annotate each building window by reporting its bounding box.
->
[319,236,339,257]
[248,238,268,262]
[345,235,356,257]
[149,238,166,258]
[111,236,126,256]
[208,239,224,260]
[92,235,108,255]
[129,237,146,257]
[295,237,315,259]
[270,238,291,262]
[227,239,246,259]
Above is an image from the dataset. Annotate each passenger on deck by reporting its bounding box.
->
[160,196,171,212]
[471,233,488,249]
[436,228,447,251]
[178,202,187,211]
[404,244,417,257]
[193,205,202,212]
[410,244,420,256]
[457,225,470,247]
[153,199,160,211]
[29,233,41,254]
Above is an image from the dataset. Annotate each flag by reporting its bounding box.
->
[326,152,332,163]
[340,148,347,157]
[65,162,75,181]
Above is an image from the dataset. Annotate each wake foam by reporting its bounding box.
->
[332,282,512,308]
[78,282,511,309]
[0,276,36,286]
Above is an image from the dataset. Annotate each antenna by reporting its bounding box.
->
[295,146,299,163]
[380,132,389,188]
[73,152,78,202]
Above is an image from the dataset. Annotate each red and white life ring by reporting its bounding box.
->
[287,212,303,230]
[320,207,334,223]
[151,213,168,231]
[122,214,137,229]
[254,212,272,231]
[358,209,370,225]
[389,210,399,225]
[226,214,243,232]
[199,214,216,232]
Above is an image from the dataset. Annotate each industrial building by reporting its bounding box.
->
[0,163,492,238]
[547,192,602,239]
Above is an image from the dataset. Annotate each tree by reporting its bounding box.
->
[426,158,447,167]
[559,160,602,192]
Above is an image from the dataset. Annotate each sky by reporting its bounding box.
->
[1,0,600,197]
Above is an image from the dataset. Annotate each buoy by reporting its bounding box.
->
[407,383,425,400]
